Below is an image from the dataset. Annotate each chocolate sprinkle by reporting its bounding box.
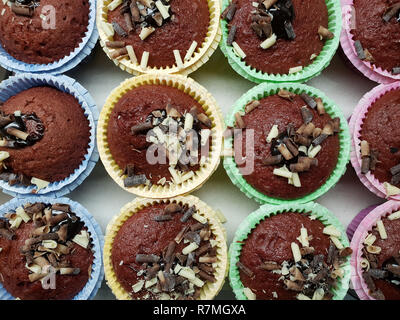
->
[354,40,366,60]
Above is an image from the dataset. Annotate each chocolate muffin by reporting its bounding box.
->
[360,211,400,300]
[104,0,210,68]
[0,86,91,191]
[107,84,213,188]
[0,202,94,300]
[237,211,352,300]
[359,88,400,189]
[110,202,219,299]
[222,0,333,74]
[0,0,90,65]
[351,0,400,75]
[233,90,340,200]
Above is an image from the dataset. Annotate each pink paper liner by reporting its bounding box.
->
[340,4,398,84]
[350,81,400,200]
[347,204,378,240]
[350,200,400,300]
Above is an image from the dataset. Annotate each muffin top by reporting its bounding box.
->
[106,0,210,68]
[359,88,400,193]
[0,202,94,300]
[107,84,213,188]
[233,90,340,200]
[360,211,400,300]
[222,0,332,74]
[351,0,400,75]
[0,0,90,65]
[0,86,91,191]
[111,202,219,300]
[238,211,352,300]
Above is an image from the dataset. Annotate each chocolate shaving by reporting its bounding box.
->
[165,203,182,214]
[130,1,141,22]
[180,206,195,223]
[278,89,296,101]
[227,25,237,46]
[312,133,328,146]
[184,231,201,246]
[124,12,134,32]
[124,174,147,187]
[368,268,388,279]
[386,264,400,277]
[112,21,128,37]
[262,154,283,166]
[198,270,216,282]
[300,93,317,109]
[185,252,196,267]
[300,106,313,124]
[369,149,379,171]
[283,137,298,157]
[354,40,366,60]
[106,41,126,48]
[175,225,189,244]
[284,21,295,40]
[136,254,160,264]
[196,243,211,257]
[236,261,254,278]
[390,164,400,176]
[260,261,280,271]
[383,3,400,22]
[393,67,400,75]
[0,228,15,240]
[11,3,33,17]
[221,3,236,21]
[154,214,173,222]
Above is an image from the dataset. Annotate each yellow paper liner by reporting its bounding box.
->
[103,195,229,300]
[97,0,221,76]
[97,73,224,198]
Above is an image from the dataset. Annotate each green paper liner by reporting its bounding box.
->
[229,202,351,300]
[219,0,342,83]
[223,82,350,205]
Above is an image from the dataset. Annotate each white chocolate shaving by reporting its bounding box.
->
[107,0,122,11]
[273,166,293,179]
[243,287,256,300]
[31,177,50,191]
[376,220,387,240]
[168,167,182,184]
[292,172,301,187]
[181,171,194,183]
[184,41,198,61]
[363,233,376,246]
[139,27,155,40]
[0,151,9,162]
[384,182,400,197]
[173,49,184,69]
[42,240,57,249]
[140,51,149,69]
[155,0,170,19]
[260,33,277,49]
[366,245,381,254]
[72,230,90,249]
[297,293,311,300]
[16,206,30,223]
[232,41,246,59]
[312,288,324,300]
[330,236,343,249]
[291,242,301,262]
[192,213,207,224]
[288,66,303,74]
[101,21,115,38]
[266,124,279,143]
[182,242,199,255]
[145,277,158,288]
[308,144,322,158]
[323,225,341,237]
[200,129,211,146]
[184,113,194,131]
[132,280,145,293]
[389,210,400,220]
[126,45,137,64]
[297,226,309,247]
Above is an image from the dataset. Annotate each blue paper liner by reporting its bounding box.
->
[0,0,97,75]
[0,196,104,300]
[0,73,99,198]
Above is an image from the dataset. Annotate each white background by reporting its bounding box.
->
[0,44,386,299]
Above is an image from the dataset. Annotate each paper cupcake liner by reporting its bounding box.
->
[346,204,378,241]
[0,196,104,300]
[219,0,342,83]
[103,195,228,300]
[97,74,224,199]
[349,200,400,300]
[0,0,97,75]
[340,4,399,84]
[0,73,99,198]
[229,202,351,300]
[97,0,221,76]
[350,82,400,200]
[223,82,351,205]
